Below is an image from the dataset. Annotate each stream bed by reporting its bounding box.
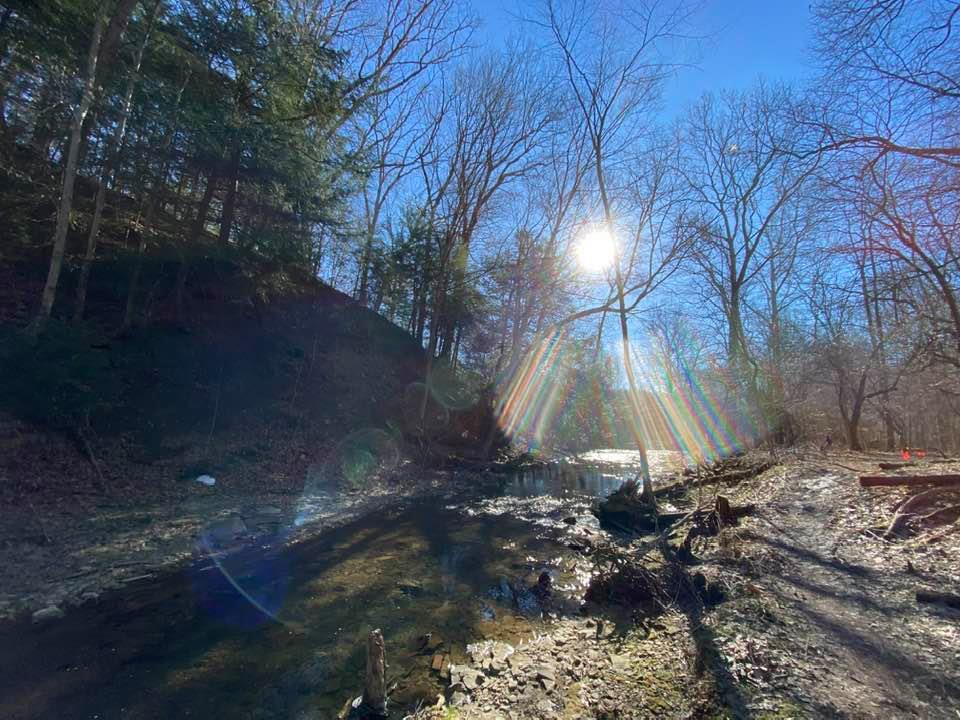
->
[0,451,682,720]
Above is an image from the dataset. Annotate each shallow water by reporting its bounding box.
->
[0,450,681,720]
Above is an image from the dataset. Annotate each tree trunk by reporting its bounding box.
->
[175,173,216,323]
[357,230,374,305]
[595,148,654,505]
[28,9,107,336]
[75,2,160,322]
[218,138,241,245]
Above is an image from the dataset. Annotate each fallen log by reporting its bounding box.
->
[916,590,960,610]
[860,474,960,488]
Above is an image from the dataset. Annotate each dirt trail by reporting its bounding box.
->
[732,460,960,719]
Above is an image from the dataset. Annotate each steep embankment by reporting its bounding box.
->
[0,254,438,618]
[1,255,428,495]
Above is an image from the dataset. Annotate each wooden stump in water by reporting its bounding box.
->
[361,629,387,717]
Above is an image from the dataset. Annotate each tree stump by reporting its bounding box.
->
[361,629,387,717]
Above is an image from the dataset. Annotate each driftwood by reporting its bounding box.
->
[916,590,960,610]
[861,474,960,488]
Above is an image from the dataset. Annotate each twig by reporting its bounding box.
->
[78,418,110,495]
[27,499,52,545]
[205,359,225,453]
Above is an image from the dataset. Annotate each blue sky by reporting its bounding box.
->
[471,0,814,117]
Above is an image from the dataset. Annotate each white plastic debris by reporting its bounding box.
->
[195,474,216,486]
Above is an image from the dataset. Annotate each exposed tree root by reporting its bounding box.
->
[884,488,960,538]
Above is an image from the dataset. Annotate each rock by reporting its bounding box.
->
[32,605,64,623]
[195,474,216,486]
[514,586,540,616]
[507,653,527,672]
[204,515,247,546]
[450,691,470,707]
[461,669,484,691]
[425,632,444,651]
[533,664,556,682]
[397,579,424,597]
[596,619,614,638]
[536,699,554,714]
[609,654,631,673]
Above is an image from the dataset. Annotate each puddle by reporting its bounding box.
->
[0,450,682,720]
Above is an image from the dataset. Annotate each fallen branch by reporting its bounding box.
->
[690,462,775,488]
[860,474,960,488]
[878,462,916,470]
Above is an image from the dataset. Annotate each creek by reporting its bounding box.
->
[0,451,682,720]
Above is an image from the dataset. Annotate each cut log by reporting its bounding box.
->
[916,590,960,610]
[878,462,916,470]
[360,629,387,717]
[860,474,960,488]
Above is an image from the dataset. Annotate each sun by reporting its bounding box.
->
[575,226,617,273]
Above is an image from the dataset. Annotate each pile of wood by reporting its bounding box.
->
[594,453,773,535]
[684,452,777,488]
[593,478,659,534]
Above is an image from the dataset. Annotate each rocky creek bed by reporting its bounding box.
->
[2,449,958,719]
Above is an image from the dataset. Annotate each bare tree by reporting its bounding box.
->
[352,82,432,305]
[420,48,557,360]
[676,86,822,434]
[811,0,960,167]
[545,0,695,502]
[805,260,910,451]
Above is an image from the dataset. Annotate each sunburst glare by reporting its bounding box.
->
[575,226,617,273]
